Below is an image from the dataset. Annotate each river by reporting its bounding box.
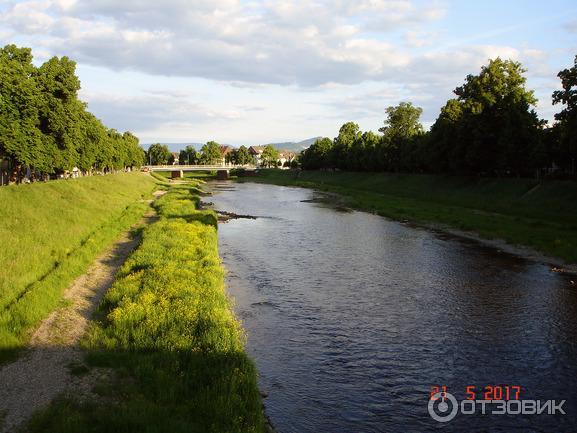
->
[209,181,577,433]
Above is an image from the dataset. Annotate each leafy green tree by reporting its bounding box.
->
[260,145,279,168]
[552,55,577,174]
[235,145,253,165]
[430,58,544,175]
[147,143,171,165]
[123,131,145,168]
[0,45,47,175]
[332,122,361,169]
[300,137,333,169]
[200,141,222,165]
[35,55,83,173]
[379,102,423,140]
[179,145,199,165]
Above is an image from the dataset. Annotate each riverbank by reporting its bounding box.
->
[242,170,577,266]
[23,182,265,433]
[0,173,157,363]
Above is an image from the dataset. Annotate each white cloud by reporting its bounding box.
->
[0,0,445,86]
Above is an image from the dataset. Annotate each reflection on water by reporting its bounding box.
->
[210,181,577,433]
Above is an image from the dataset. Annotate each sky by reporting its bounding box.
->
[1,0,576,146]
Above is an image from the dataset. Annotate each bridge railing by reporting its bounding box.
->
[142,164,256,171]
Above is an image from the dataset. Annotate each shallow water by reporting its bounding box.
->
[210,181,577,433]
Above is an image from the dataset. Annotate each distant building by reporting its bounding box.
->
[170,152,179,165]
[219,145,235,166]
[248,145,265,166]
[248,145,296,168]
[279,150,296,168]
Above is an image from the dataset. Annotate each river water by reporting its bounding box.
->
[209,181,577,433]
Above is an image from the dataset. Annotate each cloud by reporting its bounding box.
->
[0,0,445,86]
[80,90,244,134]
[564,20,577,33]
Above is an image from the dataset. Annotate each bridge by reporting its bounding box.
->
[143,164,257,179]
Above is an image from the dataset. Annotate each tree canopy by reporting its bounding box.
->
[200,141,222,165]
[300,55,575,178]
[233,145,253,165]
[147,143,171,165]
[261,145,280,167]
[552,55,577,174]
[0,44,144,181]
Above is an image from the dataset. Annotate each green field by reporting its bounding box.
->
[0,173,156,362]
[26,184,265,433]
[247,170,577,264]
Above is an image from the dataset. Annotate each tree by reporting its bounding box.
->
[0,44,146,181]
[0,44,47,177]
[235,145,253,165]
[179,145,199,165]
[332,122,361,169]
[147,143,171,165]
[35,55,83,173]
[200,141,222,164]
[379,102,423,140]
[429,58,544,175]
[300,137,333,169]
[261,145,279,168]
[552,55,577,174]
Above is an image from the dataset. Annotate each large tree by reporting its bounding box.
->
[430,58,544,175]
[35,55,83,173]
[260,145,279,168]
[0,45,47,175]
[200,141,222,165]
[552,55,577,174]
[147,143,171,165]
[235,145,253,165]
[332,122,361,169]
[300,137,333,170]
[179,145,199,165]
[379,102,424,171]
[379,102,423,140]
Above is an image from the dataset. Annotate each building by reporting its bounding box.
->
[220,145,235,166]
[248,145,265,166]
[279,150,296,168]
[248,145,296,168]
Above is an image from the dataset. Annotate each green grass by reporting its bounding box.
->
[0,173,157,362]
[25,183,265,433]
[247,170,577,264]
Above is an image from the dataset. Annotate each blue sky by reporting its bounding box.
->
[1,0,576,145]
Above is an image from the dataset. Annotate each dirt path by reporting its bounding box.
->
[0,192,164,433]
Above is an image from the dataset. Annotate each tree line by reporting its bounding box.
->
[0,45,145,183]
[301,56,577,178]
[147,142,258,166]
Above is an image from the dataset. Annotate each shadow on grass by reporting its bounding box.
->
[3,346,264,433]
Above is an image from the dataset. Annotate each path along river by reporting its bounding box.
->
[209,181,577,433]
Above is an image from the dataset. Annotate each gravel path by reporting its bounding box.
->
[0,196,162,433]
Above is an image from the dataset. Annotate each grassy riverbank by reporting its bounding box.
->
[0,173,156,362]
[246,170,577,264]
[25,183,265,433]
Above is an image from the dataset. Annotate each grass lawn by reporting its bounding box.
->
[246,170,577,264]
[25,183,265,433]
[0,173,157,362]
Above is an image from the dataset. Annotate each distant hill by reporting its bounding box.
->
[264,137,321,152]
[142,137,321,153]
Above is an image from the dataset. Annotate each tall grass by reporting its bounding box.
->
[0,173,156,362]
[26,184,265,433]
[249,170,577,263]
